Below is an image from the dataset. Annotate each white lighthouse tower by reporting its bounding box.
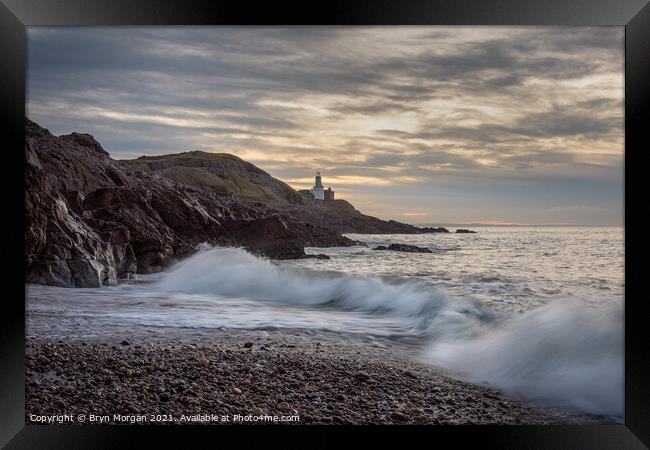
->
[311,171,325,200]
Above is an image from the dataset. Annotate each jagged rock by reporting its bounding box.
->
[237,216,309,259]
[67,259,106,288]
[25,118,355,287]
[372,244,432,253]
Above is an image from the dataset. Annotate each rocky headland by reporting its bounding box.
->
[25,119,448,288]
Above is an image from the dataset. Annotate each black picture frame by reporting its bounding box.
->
[2,0,648,448]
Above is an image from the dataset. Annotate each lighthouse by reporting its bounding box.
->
[312,171,325,200]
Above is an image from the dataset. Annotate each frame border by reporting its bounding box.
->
[2,0,648,447]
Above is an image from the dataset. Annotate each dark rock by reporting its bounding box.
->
[25,118,449,286]
[419,226,449,233]
[234,216,309,259]
[274,201,442,235]
[120,340,130,346]
[355,371,371,382]
[277,401,291,411]
[372,243,432,253]
[456,229,477,234]
[243,341,253,349]
[301,253,331,260]
[67,259,105,288]
[24,118,356,286]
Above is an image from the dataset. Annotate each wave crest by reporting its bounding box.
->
[156,247,486,321]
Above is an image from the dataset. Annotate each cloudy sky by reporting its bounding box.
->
[27,27,624,226]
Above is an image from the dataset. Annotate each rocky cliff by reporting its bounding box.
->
[25,119,353,287]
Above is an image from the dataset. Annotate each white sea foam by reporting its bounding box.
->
[155,246,484,320]
[423,300,624,417]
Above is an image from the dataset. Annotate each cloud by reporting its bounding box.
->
[26,26,624,225]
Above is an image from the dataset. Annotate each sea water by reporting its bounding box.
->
[26,226,624,419]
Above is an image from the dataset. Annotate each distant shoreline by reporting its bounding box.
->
[414,224,624,228]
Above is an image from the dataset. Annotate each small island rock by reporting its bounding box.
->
[372,243,432,253]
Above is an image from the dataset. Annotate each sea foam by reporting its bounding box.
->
[155,246,623,418]
[423,300,623,417]
[155,246,483,320]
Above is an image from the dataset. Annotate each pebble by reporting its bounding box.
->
[277,401,291,411]
[120,340,130,346]
[253,407,264,416]
[243,341,254,348]
[198,357,210,367]
[232,387,242,396]
[355,371,371,381]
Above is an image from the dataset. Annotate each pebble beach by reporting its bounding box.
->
[25,330,598,425]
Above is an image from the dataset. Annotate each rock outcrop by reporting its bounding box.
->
[420,226,450,233]
[25,119,353,287]
[372,244,433,253]
[275,200,448,234]
[456,229,477,234]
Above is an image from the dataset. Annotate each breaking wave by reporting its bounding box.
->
[424,300,623,418]
[155,246,623,418]
[155,247,488,322]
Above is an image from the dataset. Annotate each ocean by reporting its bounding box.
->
[26,226,624,419]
